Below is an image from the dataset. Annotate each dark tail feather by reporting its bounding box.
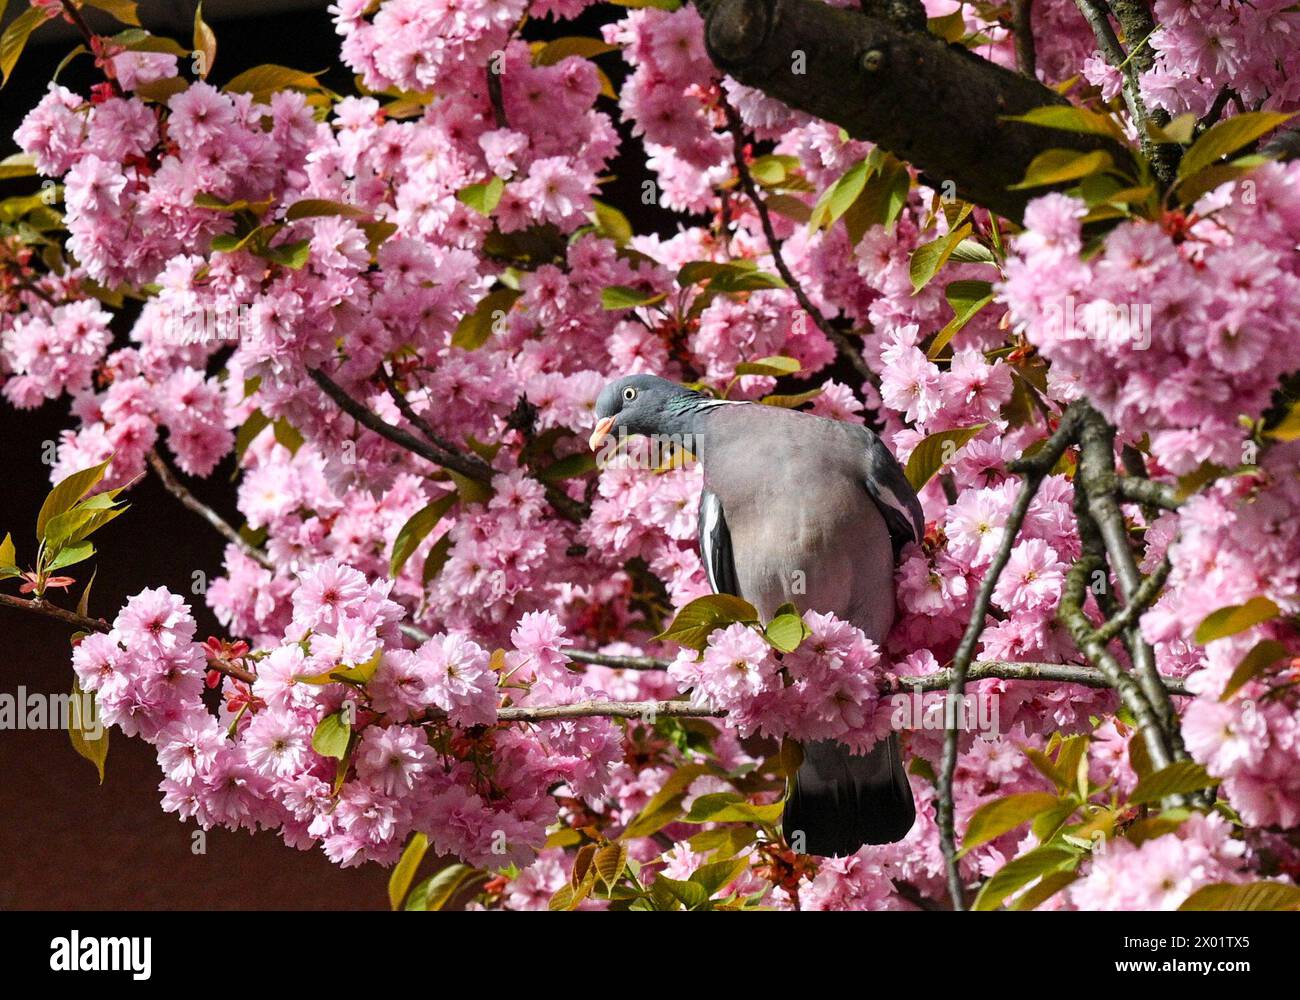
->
[782,734,915,857]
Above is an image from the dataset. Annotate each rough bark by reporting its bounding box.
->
[696,0,1129,222]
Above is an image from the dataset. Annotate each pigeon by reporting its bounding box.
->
[590,373,922,856]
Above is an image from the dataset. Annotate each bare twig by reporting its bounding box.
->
[723,102,877,388]
[147,450,274,571]
[1071,0,1175,182]
[1011,0,1037,78]
[0,591,256,683]
[937,403,1085,910]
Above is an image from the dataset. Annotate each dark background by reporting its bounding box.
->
[1,0,675,910]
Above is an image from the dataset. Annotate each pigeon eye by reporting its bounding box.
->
[622,387,637,402]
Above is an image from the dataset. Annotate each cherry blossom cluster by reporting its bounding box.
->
[1000,165,1300,474]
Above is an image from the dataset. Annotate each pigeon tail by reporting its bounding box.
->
[781,734,916,857]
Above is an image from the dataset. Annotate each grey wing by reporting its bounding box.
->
[698,489,740,596]
[858,428,925,559]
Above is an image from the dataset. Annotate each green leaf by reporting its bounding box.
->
[959,792,1061,856]
[1009,149,1114,190]
[294,647,383,686]
[263,239,310,269]
[0,152,36,180]
[390,493,457,577]
[760,387,823,409]
[0,532,16,575]
[1008,869,1078,911]
[928,280,994,359]
[653,594,760,652]
[1003,105,1124,141]
[272,418,305,454]
[590,199,632,245]
[68,677,109,783]
[83,0,141,26]
[1147,113,1197,145]
[45,498,127,550]
[46,540,94,573]
[621,763,712,839]
[1195,596,1281,644]
[808,158,870,232]
[749,154,799,186]
[734,355,801,378]
[284,198,368,221]
[422,533,453,586]
[684,792,783,825]
[405,864,481,911]
[37,460,111,542]
[389,833,429,910]
[1221,639,1289,701]
[456,176,505,216]
[1,5,55,87]
[764,612,809,653]
[652,875,710,910]
[453,287,523,350]
[600,285,667,310]
[539,451,598,483]
[1179,881,1300,912]
[448,471,493,507]
[192,0,216,79]
[1128,761,1217,806]
[909,222,973,293]
[311,709,352,761]
[971,846,1079,911]
[234,409,271,462]
[77,567,97,618]
[903,424,987,491]
[223,64,323,101]
[1177,110,1297,182]
[764,194,812,224]
[689,855,749,895]
[533,36,618,66]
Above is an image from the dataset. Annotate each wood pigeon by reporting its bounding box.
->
[590,374,923,856]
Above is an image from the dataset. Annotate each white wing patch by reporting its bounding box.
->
[699,490,726,592]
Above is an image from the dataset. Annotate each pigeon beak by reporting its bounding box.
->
[589,416,616,451]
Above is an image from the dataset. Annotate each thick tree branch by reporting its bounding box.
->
[696,0,1128,222]
[147,450,274,572]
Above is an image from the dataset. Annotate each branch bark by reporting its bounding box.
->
[147,450,274,572]
[696,0,1128,221]
[936,402,1085,909]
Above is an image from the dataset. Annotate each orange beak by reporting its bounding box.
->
[589,416,616,451]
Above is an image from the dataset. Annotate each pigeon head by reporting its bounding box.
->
[589,374,715,450]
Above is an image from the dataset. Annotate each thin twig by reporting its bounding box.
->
[1072,0,1174,182]
[0,591,256,683]
[937,403,1084,910]
[147,450,274,571]
[722,102,877,388]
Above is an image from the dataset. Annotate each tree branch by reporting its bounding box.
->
[147,450,274,572]
[0,591,256,684]
[1011,0,1037,79]
[1071,0,1174,182]
[696,0,1128,222]
[937,402,1085,910]
[723,102,876,387]
[311,367,589,524]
